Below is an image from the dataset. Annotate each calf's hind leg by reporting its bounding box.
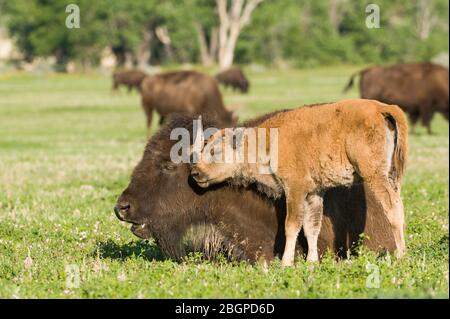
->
[303,193,324,262]
[354,142,406,257]
[362,176,405,257]
[349,122,406,257]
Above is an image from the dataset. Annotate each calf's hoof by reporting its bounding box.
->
[306,252,319,263]
[258,259,269,274]
[281,258,294,268]
[394,247,406,259]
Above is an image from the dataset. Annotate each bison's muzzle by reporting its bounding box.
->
[114,201,131,221]
[114,199,152,238]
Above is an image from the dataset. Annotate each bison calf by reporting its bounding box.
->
[192,99,408,267]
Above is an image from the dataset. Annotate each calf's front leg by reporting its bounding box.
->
[281,189,306,267]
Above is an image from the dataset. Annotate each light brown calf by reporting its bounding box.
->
[191,99,408,266]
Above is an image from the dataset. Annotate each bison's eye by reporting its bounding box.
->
[162,162,177,172]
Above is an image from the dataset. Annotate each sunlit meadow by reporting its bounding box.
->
[0,66,448,298]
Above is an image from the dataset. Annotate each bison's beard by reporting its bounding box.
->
[131,221,248,262]
[182,223,247,261]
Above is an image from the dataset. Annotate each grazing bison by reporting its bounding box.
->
[215,67,250,93]
[140,71,237,129]
[114,113,396,264]
[343,62,449,134]
[192,99,408,266]
[112,70,147,93]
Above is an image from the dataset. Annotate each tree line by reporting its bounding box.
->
[0,0,448,71]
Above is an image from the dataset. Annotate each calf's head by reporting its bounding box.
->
[191,128,246,188]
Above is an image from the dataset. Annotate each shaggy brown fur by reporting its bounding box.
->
[215,67,250,93]
[115,113,396,264]
[343,62,449,134]
[192,99,408,266]
[140,70,237,129]
[112,70,147,93]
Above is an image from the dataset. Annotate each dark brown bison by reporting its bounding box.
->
[343,62,449,134]
[140,71,237,129]
[112,70,147,93]
[114,113,396,264]
[215,67,250,94]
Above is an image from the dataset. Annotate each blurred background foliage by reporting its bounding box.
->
[0,0,448,71]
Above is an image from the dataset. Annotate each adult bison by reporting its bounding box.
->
[343,62,449,134]
[114,113,396,264]
[215,67,250,93]
[140,71,237,130]
[112,70,147,93]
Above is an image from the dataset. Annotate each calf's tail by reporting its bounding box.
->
[380,105,409,184]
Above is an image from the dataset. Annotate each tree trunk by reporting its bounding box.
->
[54,48,68,72]
[416,0,437,40]
[137,27,153,69]
[209,27,219,61]
[155,26,174,61]
[220,22,240,69]
[216,0,264,70]
[328,0,345,33]
[124,52,134,69]
[217,0,230,69]
[195,24,214,66]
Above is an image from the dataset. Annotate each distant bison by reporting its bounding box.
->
[114,113,396,264]
[140,71,237,129]
[112,70,147,93]
[343,62,449,134]
[215,67,250,93]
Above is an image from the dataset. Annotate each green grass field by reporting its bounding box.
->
[0,66,448,298]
